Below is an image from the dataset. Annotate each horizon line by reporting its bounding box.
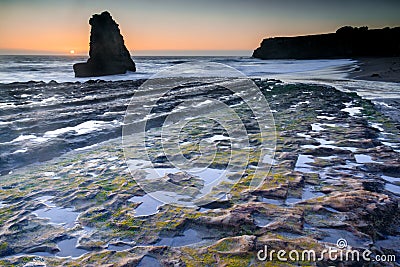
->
[0,49,253,56]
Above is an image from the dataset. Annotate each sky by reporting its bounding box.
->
[0,0,399,56]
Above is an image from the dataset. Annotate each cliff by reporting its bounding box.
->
[253,26,400,59]
[73,11,136,77]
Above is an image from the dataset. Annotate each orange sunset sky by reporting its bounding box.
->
[1,0,399,56]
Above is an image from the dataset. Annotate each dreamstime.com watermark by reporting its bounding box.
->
[257,238,397,263]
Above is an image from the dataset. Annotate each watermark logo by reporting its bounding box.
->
[257,238,397,263]
[336,238,348,249]
[122,62,276,207]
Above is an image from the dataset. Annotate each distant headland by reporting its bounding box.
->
[253,26,400,59]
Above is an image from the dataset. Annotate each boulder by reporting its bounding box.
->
[73,11,136,77]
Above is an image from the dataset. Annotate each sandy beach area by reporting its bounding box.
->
[350,57,400,83]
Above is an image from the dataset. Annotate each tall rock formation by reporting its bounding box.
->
[73,11,136,77]
[253,26,400,59]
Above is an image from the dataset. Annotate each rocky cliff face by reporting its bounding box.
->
[253,26,400,59]
[73,11,136,77]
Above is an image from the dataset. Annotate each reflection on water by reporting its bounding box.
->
[33,196,79,229]
[354,154,382,164]
[319,228,371,248]
[156,227,215,247]
[25,238,88,258]
[253,213,272,227]
[294,154,315,173]
[128,194,163,217]
[385,183,400,195]
[107,243,132,251]
[56,238,88,258]
[127,166,234,215]
[136,256,162,267]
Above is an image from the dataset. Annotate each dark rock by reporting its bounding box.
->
[303,146,352,156]
[322,190,395,213]
[362,179,385,193]
[253,26,400,59]
[73,11,136,77]
[375,236,400,261]
[165,172,202,187]
[25,244,60,254]
[198,199,232,209]
[253,183,288,199]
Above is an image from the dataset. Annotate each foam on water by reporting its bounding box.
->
[0,56,355,83]
[43,120,120,138]
[342,106,363,116]
[311,123,325,132]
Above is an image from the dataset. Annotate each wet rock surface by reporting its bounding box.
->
[0,79,145,175]
[0,79,399,266]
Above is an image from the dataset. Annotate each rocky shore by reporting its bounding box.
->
[0,79,399,266]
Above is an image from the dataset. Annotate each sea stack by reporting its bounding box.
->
[73,11,136,77]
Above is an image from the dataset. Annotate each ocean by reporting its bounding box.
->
[1,55,398,101]
[0,55,355,83]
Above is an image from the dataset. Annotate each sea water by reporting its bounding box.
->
[0,55,354,83]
